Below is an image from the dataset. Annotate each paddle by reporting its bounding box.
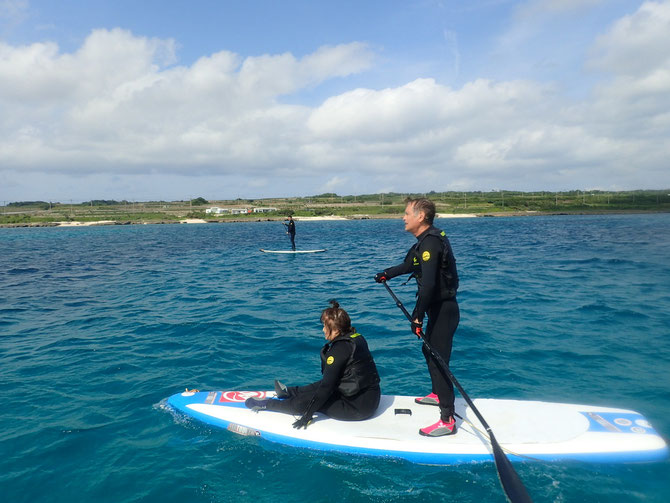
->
[381,281,533,503]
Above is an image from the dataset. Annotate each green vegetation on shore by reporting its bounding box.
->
[2,190,669,226]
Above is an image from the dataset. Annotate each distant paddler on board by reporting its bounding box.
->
[282,215,296,251]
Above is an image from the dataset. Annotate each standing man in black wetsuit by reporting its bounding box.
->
[283,215,296,251]
[375,197,459,437]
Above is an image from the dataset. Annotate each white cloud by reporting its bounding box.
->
[585,1,670,144]
[588,0,670,77]
[0,28,177,103]
[0,29,373,177]
[1,2,669,201]
[237,42,373,100]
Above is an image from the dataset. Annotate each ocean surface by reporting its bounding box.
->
[1,214,669,503]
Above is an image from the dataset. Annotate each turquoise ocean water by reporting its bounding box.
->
[1,214,669,502]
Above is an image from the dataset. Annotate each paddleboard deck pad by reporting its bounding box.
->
[167,391,668,464]
[259,249,326,253]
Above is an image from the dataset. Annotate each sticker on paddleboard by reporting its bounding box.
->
[227,423,261,437]
[219,391,269,403]
[587,412,621,432]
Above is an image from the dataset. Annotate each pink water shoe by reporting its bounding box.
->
[419,417,456,437]
[414,392,440,406]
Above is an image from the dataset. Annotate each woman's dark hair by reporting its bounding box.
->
[321,299,354,335]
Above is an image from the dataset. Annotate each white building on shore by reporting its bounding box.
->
[205,207,229,214]
[206,207,277,215]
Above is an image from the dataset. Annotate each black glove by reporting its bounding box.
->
[411,320,423,339]
[245,397,269,412]
[292,414,312,429]
[374,271,388,283]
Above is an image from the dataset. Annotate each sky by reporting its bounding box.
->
[1,0,669,203]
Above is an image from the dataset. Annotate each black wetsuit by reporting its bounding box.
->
[266,331,381,420]
[284,220,296,250]
[384,226,459,420]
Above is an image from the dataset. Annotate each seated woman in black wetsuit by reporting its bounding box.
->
[245,300,381,429]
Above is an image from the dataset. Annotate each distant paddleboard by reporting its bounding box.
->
[259,249,326,254]
[167,390,668,464]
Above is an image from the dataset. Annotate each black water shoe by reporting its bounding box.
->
[274,380,290,399]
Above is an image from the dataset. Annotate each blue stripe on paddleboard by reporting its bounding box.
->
[257,429,669,465]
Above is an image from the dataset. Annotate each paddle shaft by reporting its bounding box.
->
[382,281,532,503]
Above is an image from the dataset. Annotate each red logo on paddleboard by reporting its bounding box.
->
[219,391,268,403]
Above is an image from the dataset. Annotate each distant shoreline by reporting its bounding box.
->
[1,210,667,229]
[4,190,668,228]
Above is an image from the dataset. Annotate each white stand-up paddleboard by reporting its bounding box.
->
[259,249,326,254]
[167,390,668,464]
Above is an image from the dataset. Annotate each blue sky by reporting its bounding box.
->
[1,0,669,202]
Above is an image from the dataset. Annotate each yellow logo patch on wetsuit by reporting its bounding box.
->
[422,251,431,262]
[413,256,419,266]
[326,356,335,365]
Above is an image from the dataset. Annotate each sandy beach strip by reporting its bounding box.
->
[55,220,117,227]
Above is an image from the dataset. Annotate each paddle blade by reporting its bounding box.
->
[491,435,533,503]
